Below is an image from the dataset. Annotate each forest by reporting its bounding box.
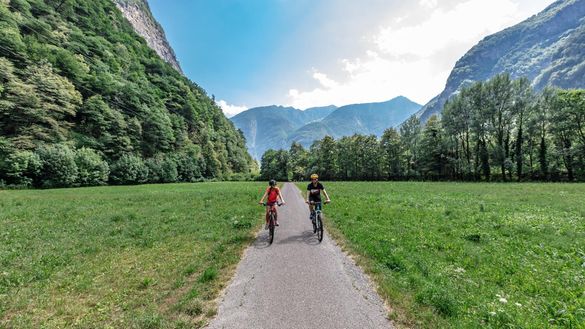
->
[260,74,585,182]
[0,0,255,188]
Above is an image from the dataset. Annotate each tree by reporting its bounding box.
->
[380,128,402,180]
[419,116,446,179]
[511,77,533,181]
[400,116,422,178]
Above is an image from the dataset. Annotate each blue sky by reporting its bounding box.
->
[149,0,555,116]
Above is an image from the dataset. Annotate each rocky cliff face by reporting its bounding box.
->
[113,0,183,73]
[417,0,585,122]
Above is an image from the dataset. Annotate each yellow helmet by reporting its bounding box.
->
[310,174,319,179]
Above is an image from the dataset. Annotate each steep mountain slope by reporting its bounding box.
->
[418,0,585,122]
[113,0,182,73]
[230,105,337,160]
[0,0,253,185]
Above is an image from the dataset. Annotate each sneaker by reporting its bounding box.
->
[275,221,279,226]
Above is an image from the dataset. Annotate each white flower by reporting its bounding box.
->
[454,267,466,273]
[499,298,508,304]
[489,311,496,316]
[515,303,522,307]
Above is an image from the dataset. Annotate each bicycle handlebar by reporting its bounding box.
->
[308,201,330,205]
[260,202,283,207]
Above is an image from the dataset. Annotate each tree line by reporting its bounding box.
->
[260,74,585,182]
[0,0,255,188]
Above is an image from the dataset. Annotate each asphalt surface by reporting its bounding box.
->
[206,183,392,329]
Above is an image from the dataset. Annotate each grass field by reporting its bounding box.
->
[0,182,265,328]
[310,182,585,328]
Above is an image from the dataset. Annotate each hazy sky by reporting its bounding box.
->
[149,0,556,116]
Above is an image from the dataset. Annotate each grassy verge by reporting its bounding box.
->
[302,182,585,328]
[0,182,265,328]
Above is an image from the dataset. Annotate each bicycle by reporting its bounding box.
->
[261,202,282,244]
[309,201,328,243]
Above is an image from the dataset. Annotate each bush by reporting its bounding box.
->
[145,156,178,183]
[36,144,79,188]
[1,150,42,187]
[109,154,148,185]
[176,152,202,182]
[75,147,109,186]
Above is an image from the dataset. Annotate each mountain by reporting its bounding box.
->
[293,96,422,144]
[230,105,337,160]
[417,0,585,122]
[231,97,421,160]
[114,0,182,73]
[0,0,253,186]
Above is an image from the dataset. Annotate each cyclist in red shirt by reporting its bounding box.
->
[259,179,286,229]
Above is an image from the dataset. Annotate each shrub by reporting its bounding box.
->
[109,154,148,185]
[176,152,202,182]
[36,144,79,188]
[145,156,178,183]
[75,147,109,186]
[2,150,42,187]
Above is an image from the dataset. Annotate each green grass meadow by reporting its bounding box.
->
[0,182,265,328]
[311,182,585,328]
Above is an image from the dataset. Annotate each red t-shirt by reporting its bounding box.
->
[266,187,280,203]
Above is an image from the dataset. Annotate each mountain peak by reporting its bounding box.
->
[417,0,585,122]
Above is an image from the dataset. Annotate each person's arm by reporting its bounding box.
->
[323,189,331,203]
[278,189,286,205]
[306,190,310,203]
[259,189,268,204]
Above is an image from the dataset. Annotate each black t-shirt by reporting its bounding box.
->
[307,182,325,202]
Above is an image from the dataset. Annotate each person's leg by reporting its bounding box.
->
[265,206,270,228]
[309,203,315,221]
[274,205,279,226]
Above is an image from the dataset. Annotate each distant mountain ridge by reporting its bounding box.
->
[417,0,585,122]
[232,97,422,160]
[230,105,337,160]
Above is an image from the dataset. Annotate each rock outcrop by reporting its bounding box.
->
[113,0,183,73]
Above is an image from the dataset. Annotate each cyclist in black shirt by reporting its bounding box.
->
[305,174,331,221]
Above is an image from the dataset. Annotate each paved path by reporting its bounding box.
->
[207,183,392,329]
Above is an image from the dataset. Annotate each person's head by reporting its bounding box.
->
[310,174,318,183]
[269,179,276,187]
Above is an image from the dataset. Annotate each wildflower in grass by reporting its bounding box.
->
[499,297,508,304]
[515,302,522,307]
[489,311,497,316]
[454,267,466,274]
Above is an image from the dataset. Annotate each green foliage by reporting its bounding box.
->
[36,144,78,188]
[259,149,289,181]
[0,0,254,187]
[1,150,41,186]
[145,155,178,184]
[75,147,109,186]
[109,154,148,185]
[263,76,584,182]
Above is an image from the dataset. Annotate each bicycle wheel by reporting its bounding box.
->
[311,211,317,233]
[268,212,275,244]
[317,213,324,242]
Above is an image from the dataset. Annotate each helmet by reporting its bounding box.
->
[310,174,318,179]
[269,179,276,186]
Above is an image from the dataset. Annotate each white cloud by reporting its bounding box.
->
[419,0,438,9]
[218,100,248,117]
[286,0,550,109]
